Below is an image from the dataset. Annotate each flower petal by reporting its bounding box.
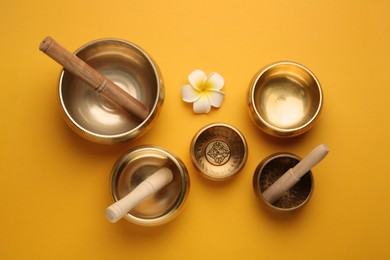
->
[207,90,225,108]
[193,94,211,113]
[181,84,201,103]
[188,70,207,91]
[204,72,224,91]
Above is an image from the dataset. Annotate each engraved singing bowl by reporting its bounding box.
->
[190,123,248,181]
[110,146,190,226]
[248,62,322,137]
[59,39,164,144]
[253,153,314,212]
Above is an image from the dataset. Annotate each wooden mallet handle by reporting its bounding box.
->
[39,36,149,121]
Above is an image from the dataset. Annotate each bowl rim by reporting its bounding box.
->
[249,61,323,136]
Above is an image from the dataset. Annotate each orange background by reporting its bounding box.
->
[1,0,389,259]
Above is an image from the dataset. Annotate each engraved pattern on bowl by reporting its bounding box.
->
[191,123,247,181]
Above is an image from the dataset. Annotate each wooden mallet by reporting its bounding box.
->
[39,36,149,122]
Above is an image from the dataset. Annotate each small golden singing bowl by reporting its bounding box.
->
[253,153,314,213]
[59,39,164,144]
[109,146,190,226]
[248,62,323,137]
[190,123,248,181]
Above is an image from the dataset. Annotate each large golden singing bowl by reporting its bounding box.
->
[109,146,190,226]
[190,123,248,181]
[59,39,164,144]
[248,62,322,137]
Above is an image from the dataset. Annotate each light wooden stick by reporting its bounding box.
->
[262,144,330,204]
[105,167,173,223]
[39,36,149,122]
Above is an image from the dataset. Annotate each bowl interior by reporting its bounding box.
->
[111,148,189,225]
[60,40,159,137]
[191,124,247,180]
[253,63,321,131]
[255,154,313,210]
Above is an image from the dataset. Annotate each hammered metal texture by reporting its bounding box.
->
[253,153,313,212]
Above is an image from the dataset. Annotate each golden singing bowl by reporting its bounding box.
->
[248,62,323,137]
[109,146,190,226]
[190,123,248,181]
[59,39,164,144]
[253,153,314,213]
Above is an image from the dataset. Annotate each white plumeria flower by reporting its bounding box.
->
[181,70,225,114]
